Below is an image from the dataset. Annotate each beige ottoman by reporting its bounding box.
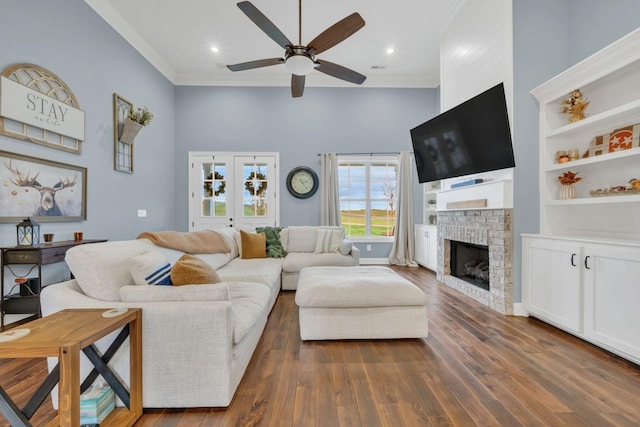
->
[295,266,428,340]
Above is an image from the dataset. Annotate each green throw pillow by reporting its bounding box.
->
[256,226,287,258]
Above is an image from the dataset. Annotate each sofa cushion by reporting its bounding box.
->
[213,227,240,259]
[171,254,221,286]
[255,226,286,258]
[281,227,317,253]
[119,283,229,302]
[314,229,343,253]
[240,230,266,259]
[130,250,173,286]
[227,282,271,344]
[217,258,283,292]
[282,226,345,253]
[282,252,356,273]
[65,239,156,301]
[338,239,353,255]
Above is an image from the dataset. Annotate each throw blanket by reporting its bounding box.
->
[137,230,231,254]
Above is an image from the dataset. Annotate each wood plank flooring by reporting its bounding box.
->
[1,266,639,426]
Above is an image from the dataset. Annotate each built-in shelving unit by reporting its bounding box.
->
[524,28,640,365]
[422,180,440,225]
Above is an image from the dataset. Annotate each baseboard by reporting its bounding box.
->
[359,258,390,265]
[512,303,528,317]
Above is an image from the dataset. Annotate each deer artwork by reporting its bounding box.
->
[5,160,77,216]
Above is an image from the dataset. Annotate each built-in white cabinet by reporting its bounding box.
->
[525,28,640,365]
[522,236,582,334]
[415,224,437,271]
[523,235,640,364]
[583,242,640,361]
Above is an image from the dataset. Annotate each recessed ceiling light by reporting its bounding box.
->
[386,48,395,55]
[210,46,219,53]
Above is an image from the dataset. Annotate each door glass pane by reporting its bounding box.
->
[201,163,227,217]
[242,163,268,217]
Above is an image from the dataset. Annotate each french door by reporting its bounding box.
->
[189,152,279,231]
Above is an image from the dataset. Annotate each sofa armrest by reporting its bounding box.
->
[40,279,236,408]
[119,283,230,302]
[350,245,360,265]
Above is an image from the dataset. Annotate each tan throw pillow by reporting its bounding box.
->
[240,230,267,259]
[170,254,221,286]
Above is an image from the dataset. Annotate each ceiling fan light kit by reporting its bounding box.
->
[284,48,316,76]
[227,0,366,98]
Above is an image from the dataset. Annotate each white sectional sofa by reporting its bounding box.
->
[40,226,358,408]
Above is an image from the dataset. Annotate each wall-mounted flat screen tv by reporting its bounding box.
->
[410,82,515,183]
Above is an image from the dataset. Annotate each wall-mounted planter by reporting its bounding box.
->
[120,118,143,145]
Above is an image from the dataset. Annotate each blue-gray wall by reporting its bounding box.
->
[174,86,439,258]
[0,0,176,250]
[511,0,640,302]
[1,0,638,286]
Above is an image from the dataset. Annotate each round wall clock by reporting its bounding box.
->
[286,166,319,199]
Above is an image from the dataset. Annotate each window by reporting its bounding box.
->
[338,156,398,239]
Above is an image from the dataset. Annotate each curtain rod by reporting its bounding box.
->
[317,152,411,156]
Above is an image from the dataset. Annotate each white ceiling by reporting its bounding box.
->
[85,0,462,88]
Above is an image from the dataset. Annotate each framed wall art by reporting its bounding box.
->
[0,150,87,223]
[113,93,134,173]
[0,63,85,154]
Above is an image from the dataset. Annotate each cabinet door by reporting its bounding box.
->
[414,225,428,267]
[426,225,438,271]
[583,244,640,362]
[522,237,583,333]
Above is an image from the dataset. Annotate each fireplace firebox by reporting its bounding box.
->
[450,241,490,291]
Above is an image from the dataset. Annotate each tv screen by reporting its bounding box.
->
[410,83,515,183]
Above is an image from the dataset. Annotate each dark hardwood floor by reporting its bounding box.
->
[1,266,639,426]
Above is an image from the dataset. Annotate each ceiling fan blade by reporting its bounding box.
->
[237,1,293,49]
[227,58,285,72]
[315,59,366,85]
[307,13,365,55]
[291,74,305,98]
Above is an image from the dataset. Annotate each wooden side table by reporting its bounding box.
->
[0,239,107,328]
[0,308,142,426]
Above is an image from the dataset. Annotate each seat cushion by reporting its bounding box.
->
[295,266,427,308]
[282,252,355,273]
[217,258,283,292]
[228,282,271,344]
[65,239,156,301]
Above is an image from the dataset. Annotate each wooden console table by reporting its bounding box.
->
[0,308,142,426]
[0,239,106,328]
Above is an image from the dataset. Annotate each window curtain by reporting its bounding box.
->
[389,151,418,267]
[320,153,341,226]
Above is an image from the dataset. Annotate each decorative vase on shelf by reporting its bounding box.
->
[559,184,576,200]
[120,118,144,145]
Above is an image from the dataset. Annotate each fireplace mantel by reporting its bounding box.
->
[436,179,513,211]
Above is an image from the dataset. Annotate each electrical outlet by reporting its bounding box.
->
[137,209,147,217]
[366,244,372,252]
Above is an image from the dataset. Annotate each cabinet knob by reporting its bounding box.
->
[584,255,591,269]
[571,253,576,266]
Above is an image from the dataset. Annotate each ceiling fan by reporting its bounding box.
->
[227,0,366,98]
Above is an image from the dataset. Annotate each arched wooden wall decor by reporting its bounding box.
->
[0,63,85,154]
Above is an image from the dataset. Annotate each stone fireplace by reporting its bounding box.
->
[437,209,513,314]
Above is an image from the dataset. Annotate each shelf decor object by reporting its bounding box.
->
[557,171,582,200]
[0,150,87,223]
[560,89,589,123]
[0,63,85,154]
[16,217,39,246]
